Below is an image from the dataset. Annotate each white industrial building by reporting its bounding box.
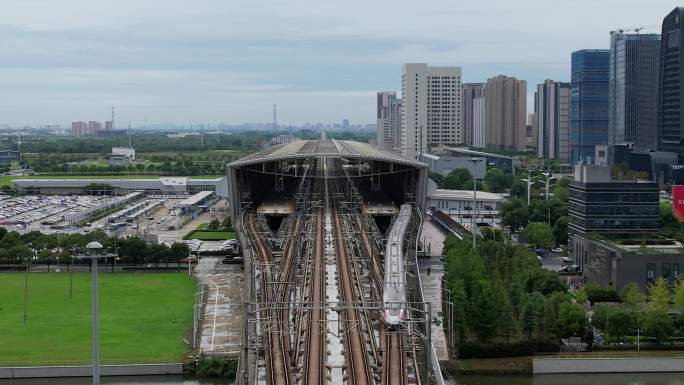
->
[427,181,504,230]
[110,147,136,165]
[14,176,229,197]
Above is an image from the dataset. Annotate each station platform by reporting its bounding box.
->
[257,200,294,215]
[362,201,398,215]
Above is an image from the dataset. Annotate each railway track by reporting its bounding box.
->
[303,178,326,385]
[246,215,293,385]
[333,207,372,385]
[243,155,421,385]
[383,333,406,385]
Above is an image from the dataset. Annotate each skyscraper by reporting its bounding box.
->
[401,63,462,160]
[484,75,527,151]
[376,92,402,152]
[570,49,610,164]
[608,32,660,154]
[535,80,571,160]
[461,83,485,147]
[658,8,684,154]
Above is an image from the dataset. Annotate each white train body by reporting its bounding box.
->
[383,204,412,326]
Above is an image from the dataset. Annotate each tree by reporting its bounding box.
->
[493,281,516,342]
[575,288,588,305]
[612,163,648,181]
[468,280,499,342]
[553,216,569,245]
[522,222,554,249]
[552,177,570,202]
[557,302,589,337]
[674,279,684,311]
[484,168,512,193]
[606,308,637,340]
[642,310,674,344]
[208,219,220,230]
[450,279,468,345]
[660,202,683,237]
[525,269,567,295]
[429,172,444,187]
[522,291,545,339]
[221,216,233,230]
[442,168,473,190]
[542,292,572,338]
[9,244,33,262]
[648,277,671,312]
[591,304,610,330]
[509,280,525,320]
[621,283,645,309]
[583,283,620,303]
[510,179,527,199]
[444,236,485,294]
[502,197,529,232]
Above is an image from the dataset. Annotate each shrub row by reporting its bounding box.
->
[458,340,560,359]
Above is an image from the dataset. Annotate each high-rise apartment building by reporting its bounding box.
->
[484,75,527,151]
[461,83,485,147]
[570,50,610,164]
[401,63,462,160]
[71,121,88,137]
[376,92,403,152]
[528,113,537,147]
[608,32,660,155]
[535,80,571,160]
[658,8,684,154]
[472,97,486,148]
[88,121,103,135]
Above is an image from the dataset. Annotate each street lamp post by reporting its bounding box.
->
[540,172,557,200]
[81,241,107,385]
[521,170,533,206]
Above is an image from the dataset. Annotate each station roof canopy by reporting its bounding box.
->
[177,190,215,207]
[228,138,426,169]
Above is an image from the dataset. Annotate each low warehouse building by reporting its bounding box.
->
[14,176,229,197]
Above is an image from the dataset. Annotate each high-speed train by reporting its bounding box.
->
[382,204,412,327]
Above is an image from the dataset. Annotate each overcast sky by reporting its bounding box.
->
[0,0,678,127]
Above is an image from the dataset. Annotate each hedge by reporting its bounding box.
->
[458,340,560,358]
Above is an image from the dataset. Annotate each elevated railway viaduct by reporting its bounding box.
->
[227,137,444,385]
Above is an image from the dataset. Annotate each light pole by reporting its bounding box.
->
[81,241,107,385]
[521,170,538,206]
[539,172,557,200]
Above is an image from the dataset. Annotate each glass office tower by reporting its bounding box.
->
[658,7,684,154]
[608,33,660,154]
[570,49,610,165]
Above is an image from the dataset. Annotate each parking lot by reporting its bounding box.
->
[0,194,122,231]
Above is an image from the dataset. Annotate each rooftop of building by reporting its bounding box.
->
[441,147,515,161]
[593,236,684,255]
[229,137,425,168]
[429,188,504,202]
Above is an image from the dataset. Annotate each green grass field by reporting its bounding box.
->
[0,272,195,366]
[185,230,235,241]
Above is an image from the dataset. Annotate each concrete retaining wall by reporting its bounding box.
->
[534,357,684,374]
[0,363,183,379]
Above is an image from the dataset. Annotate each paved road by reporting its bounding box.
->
[196,257,243,357]
[418,215,449,360]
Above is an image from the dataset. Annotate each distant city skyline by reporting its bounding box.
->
[0,0,676,126]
